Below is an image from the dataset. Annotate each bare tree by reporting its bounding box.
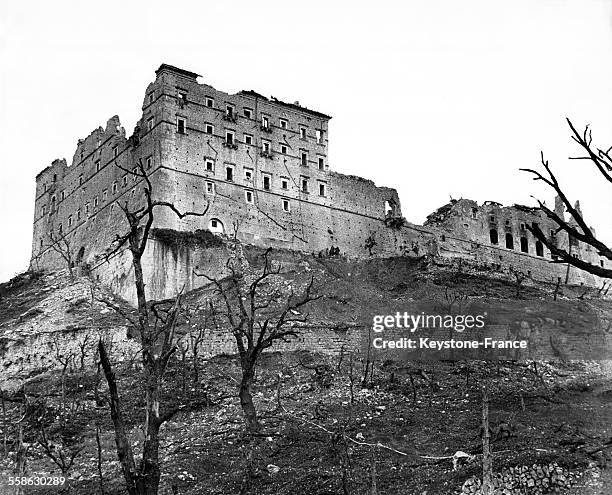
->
[46,230,76,279]
[97,162,208,495]
[521,118,612,278]
[195,245,320,433]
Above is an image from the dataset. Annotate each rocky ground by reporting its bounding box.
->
[0,254,611,494]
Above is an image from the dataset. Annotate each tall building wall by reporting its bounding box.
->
[29,64,610,304]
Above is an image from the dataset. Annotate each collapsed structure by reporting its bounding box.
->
[30,64,609,302]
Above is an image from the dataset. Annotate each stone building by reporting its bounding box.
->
[426,198,608,287]
[30,64,609,302]
[30,64,408,300]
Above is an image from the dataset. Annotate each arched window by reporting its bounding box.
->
[489,229,498,244]
[208,218,225,234]
[520,237,528,253]
[535,241,544,257]
[505,233,514,250]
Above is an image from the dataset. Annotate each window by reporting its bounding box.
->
[489,229,498,244]
[122,175,127,187]
[520,223,525,231]
[148,92,154,104]
[281,144,288,154]
[301,152,308,167]
[262,141,270,153]
[146,156,152,169]
[103,189,108,201]
[147,117,154,131]
[95,160,101,172]
[53,174,57,182]
[61,191,65,201]
[282,199,290,212]
[85,203,90,214]
[206,97,214,108]
[178,90,187,104]
[226,166,234,182]
[535,241,544,257]
[113,145,118,157]
[205,124,214,134]
[319,182,326,196]
[209,218,224,233]
[244,134,253,145]
[245,169,253,180]
[40,238,43,248]
[42,205,47,216]
[300,127,307,139]
[226,105,234,118]
[601,260,605,267]
[262,115,269,129]
[505,233,514,250]
[112,182,118,194]
[206,181,215,195]
[281,178,289,190]
[205,159,214,172]
[132,167,138,181]
[77,209,81,220]
[316,129,324,143]
[318,157,324,170]
[59,224,63,234]
[263,175,271,190]
[94,196,99,208]
[225,130,234,145]
[279,118,288,129]
[301,178,309,193]
[43,183,47,193]
[68,215,73,227]
[176,117,186,134]
[131,189,135,197]
[245,190,254,204]
[244,108,252,119]
[520,237,528,253]
[490,215,495,222]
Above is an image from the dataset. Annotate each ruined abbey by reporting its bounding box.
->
[30,64,609,302]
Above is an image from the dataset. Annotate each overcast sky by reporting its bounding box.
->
[2,0,612,282]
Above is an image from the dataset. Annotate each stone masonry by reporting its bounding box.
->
[30,64,609,303]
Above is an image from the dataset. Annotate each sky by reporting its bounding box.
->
[1,0,612,282]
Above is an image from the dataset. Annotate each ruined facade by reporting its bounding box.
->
[30,64,608,302]
[31,64,408,300]
[427,198,608,287]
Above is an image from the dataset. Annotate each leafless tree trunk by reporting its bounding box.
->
[195,245,320,433]
[47,230,76,279]
[481,384,492,495]
[96,161,208,495]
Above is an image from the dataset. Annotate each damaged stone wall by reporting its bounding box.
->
[31,64,407,298]
[424,198,609,287]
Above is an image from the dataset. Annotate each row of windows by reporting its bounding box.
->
[41,170,140,219]
[489,229,545,256]
[41,140,120,194]
[203,159,326,193]
[148,89,326,143]
[204,170,327,197]
[40,156,153,217]
[174,117,326,169]
[41,188,140,243]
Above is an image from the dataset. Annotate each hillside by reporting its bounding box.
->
[0,251,611,494]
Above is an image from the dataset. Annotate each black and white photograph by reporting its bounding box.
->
[1,1,612,493]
